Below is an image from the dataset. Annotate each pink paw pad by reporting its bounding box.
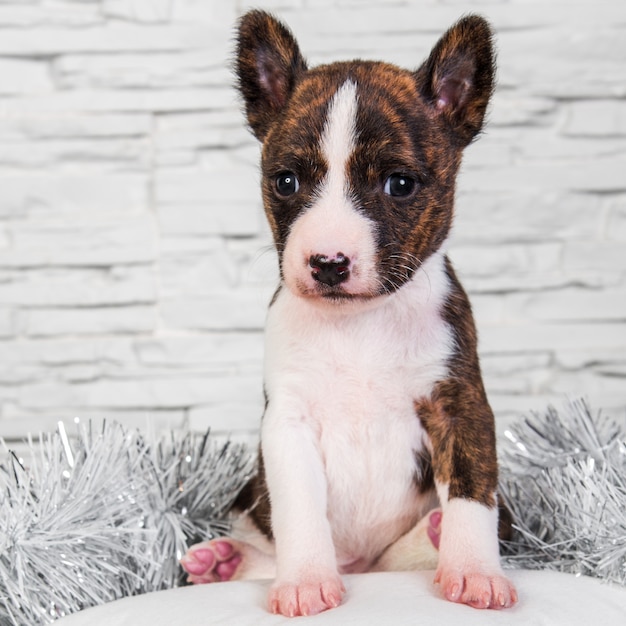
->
[435,569,518,610]
[180,539,243,584]
[427,510,442,550]
[269,576,346,617]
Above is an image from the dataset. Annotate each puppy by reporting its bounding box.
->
[181,10,517,616]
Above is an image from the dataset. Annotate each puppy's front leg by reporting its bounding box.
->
[418,382,518,610]
[262,401,345,617]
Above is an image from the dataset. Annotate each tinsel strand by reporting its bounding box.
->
[0,420,255,626]
[1,399,625,625]
[499,398,626,585]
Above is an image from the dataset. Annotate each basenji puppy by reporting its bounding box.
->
[181,10,518,616]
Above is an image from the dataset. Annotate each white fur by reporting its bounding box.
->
[262,250,454,577]
[263,81,456,581]
[436,487,502,574]
[281,80,379,298]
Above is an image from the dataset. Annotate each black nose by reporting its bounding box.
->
[309,253,351,287]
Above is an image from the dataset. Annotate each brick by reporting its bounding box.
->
[483,373,533,396]
[23,306,157,337]
[0,58,54,95]
[0,337,136,367]
[0,23,227,55]
[549,370,626,401]
[55,52,231,90]
[0,3,102,28]
[480,322,626,354]
[0,308,14,338]
[155,110,252,153]
[562,100,626,138]
[452,190,603,243]
[594,362,626,378]
[59,365,100,383]
[489,92,556,127]
[155,155,259,206]
[158,203,261,237]
[160,235,278,296]
[160,243,239,295]
[17,374,262,410]
[563,242,626,271]
[506,288,626,322]
[468,295,505,325]
[0,138,151,169]
[481,353,552,377]
[0,87,233,114]
[0,411,187,441]
[555,348,626,369]
[188,403,263,435]
[156,158,261,236]
[459,152,626,192]
[280,4,541,41]
[224,234,278,284]
[173,0,237,23]
[481,354,554,397]
[497,26,626,99]
[489,394,574,429]
[134,333,264,370]
[0,266,156,307]
[509,126,626,161]
[449,242,561,279]
[238,0,304,10]
[0,174,148,218]
[607,195,626,242]
[463,271,608,296]
[160,289,271,332]
[0,214,157,268]
[0,113,152,141]
[102,0,173,23]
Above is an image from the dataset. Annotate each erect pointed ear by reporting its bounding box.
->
[235,10,308,141]
[415,15,495,146]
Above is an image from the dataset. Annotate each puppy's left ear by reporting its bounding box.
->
[415,15,495,146]
[236,10,308,141]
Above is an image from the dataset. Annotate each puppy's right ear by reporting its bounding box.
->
[236,10,308,141]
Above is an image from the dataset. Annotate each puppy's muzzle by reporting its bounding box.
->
[309,253,351,287]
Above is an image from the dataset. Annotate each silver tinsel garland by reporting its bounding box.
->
[1,400,624,624]
[0,420,254,626]
[499,398,626,584]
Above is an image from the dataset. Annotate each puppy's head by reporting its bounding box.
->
[236,11,494,307]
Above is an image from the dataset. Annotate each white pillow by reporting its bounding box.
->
[56,570,626,625]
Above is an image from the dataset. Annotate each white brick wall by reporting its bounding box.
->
[0,0,625,443]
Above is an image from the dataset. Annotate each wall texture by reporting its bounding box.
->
[0,0,625,444]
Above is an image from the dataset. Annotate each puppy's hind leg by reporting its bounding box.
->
[372,509,441,572]
[181,537,276,584]
[181,515,276,584]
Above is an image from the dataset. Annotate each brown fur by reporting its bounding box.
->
[416,259,498,509]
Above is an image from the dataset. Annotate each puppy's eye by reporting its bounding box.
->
[384,174,416,198]
[275,172,300,197]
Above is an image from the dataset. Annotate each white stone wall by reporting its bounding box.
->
[0,0,625,443]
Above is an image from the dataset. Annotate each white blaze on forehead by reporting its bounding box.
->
[321,80,358,197]
[281,78,379,298]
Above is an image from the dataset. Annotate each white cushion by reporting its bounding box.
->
[56,570,626,625]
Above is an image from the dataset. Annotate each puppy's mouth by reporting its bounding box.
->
[291,280,382,304]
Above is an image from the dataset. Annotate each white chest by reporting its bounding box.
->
[263,253,453,564]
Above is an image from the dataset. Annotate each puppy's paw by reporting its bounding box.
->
[180,539,243,584]
[435,566,517,609]
[268,572,346,617]
[426,508,442,550]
